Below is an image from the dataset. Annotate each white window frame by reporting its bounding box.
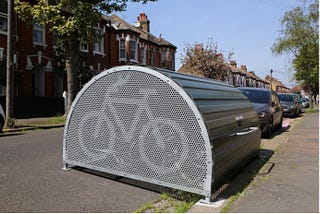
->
[235,74,240,86]
[242,76,246,87]
[119,38,126,62]
[80,42,89,53]
[148,48,154,66]
[93,27,105,56]
[140,45,146,65]
[129,40,137,62]
[33,23,46,47]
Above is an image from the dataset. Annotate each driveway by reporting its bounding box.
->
[0,128,159,212]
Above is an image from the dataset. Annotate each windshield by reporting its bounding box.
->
[240,89,270,104]
[278,94,294,102]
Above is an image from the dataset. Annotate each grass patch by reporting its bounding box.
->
[133,192,202,213]
[221,192,242,213]
[304,108,318,113]
[134,202,157,213]
[159,192,201,213]
[48,116,66,124]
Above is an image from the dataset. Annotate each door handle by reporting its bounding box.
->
[236,127,259,136]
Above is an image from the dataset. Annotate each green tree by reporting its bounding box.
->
[272,0,318,107]
[180,38,233,81]
[14,0,155,115]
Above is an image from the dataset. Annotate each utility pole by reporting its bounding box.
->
[5,0,14,128]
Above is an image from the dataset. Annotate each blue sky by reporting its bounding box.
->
[115,0,303,87]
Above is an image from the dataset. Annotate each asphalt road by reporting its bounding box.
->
[0,128,159,212]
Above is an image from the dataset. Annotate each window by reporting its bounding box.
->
[119,39,126,61]
[33,23,45,45]
[80,42,88,52]
[0,47,4,59]
[169,52,174,69]
[235,74,239,86]
[140,46,146,65]
[161,51,166,68]
[148,48,153,66]
[129,40,136,61]
[0,0,7,34]
[227,73,233,85]
[241,76,246,87]
[93,28,104,54]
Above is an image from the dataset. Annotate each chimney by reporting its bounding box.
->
[230,60,237,68]
[195,44,203,50]
[137,13,150,32]
[240,65,247,72]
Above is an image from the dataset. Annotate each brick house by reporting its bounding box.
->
[0,4,176,97]
[178,56,273,89]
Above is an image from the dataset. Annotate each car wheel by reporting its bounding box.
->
[276,116,283,130]
[263,118,273,138]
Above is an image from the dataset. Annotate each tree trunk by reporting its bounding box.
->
[65,40,79,116]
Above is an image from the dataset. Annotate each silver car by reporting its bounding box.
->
[0,103,5,132]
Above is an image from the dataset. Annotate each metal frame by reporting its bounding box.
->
[63,66,213,201]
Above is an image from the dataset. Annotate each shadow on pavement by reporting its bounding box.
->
[212,148,274,202]
[72,166,170,194]
[69,148,275,204]
[264,124,291,140]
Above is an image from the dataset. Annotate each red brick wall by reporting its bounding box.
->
[1,15,176,97]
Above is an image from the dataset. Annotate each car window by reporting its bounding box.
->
[240,89,270,104]
[278,94,294,102]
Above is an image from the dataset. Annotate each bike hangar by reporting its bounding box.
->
[63,65,261,203]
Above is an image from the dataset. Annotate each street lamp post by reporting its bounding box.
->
[270,69,273,91]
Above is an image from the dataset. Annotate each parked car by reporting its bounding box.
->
[0,103,5,132]
[293,94,302,114]
[278,93,301,117]
[239,87,283,137]
[301,98,310,108]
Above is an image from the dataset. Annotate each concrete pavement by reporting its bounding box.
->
[189,112,319,213]
[228,112,319,212]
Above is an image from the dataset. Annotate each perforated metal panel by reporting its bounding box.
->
[63,66,212,197]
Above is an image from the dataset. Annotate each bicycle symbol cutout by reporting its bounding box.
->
[78,73,189,175]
